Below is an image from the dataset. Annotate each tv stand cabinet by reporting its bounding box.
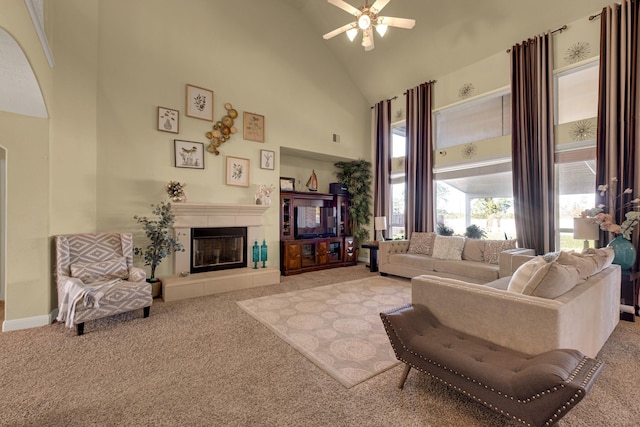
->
[281,236,356,276]
[279,191,356,275]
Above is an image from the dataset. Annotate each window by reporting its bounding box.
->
[389,124,406,239]
[435,92,511,149]
[554,61,598,250]
[435,162,515,239]
[556,62,599,125]
[556,149,597,250]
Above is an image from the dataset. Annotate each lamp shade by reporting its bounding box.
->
[573,218,600,241]
[374,216,387,231]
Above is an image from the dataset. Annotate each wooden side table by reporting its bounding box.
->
[362,242,379,273]
[620,269,638,322]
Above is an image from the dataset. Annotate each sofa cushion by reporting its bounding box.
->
[556,248,614,281]
[462,239,485,262]
[70,256,129,284]
[407,232,436,255]
[521,262,580,299]
[389,253,436,271]
[507,256,547,293]
[432,235,465,261]
[433,259,500,282]
[484,239,517,264]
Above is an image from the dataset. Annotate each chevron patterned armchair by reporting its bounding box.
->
[54,233,152,335]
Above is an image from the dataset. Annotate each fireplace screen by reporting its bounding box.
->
[191,227,247,273]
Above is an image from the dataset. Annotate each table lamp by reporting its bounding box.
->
[374,216,387,242]
[573,217,600,251]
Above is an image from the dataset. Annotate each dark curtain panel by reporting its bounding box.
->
[373,100,392,238]
[405,82,435,237]
[596,0,639,260]
[510,32,556,255]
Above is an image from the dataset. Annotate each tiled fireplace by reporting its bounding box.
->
[161,203,280,302]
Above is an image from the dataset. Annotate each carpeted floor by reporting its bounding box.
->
[0,263,639,426]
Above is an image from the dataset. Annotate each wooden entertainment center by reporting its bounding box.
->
[280,191,356,275]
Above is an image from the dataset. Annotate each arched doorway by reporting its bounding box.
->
[0,27,48,330]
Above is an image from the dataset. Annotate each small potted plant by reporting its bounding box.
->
[133,202,184,297]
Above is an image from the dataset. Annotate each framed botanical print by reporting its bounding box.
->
[260,149,275,170]
[157,107,179,133]
[226,156,250,187]
[174,140,204,169]
[185,84,214,121]
[243,111,265,142]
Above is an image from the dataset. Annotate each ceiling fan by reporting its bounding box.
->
[322,0,416,51]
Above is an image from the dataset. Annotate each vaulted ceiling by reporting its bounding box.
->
[281,0,611,104]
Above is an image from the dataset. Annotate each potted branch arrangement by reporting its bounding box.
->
[133,202,184,297]
[334,160,373,246]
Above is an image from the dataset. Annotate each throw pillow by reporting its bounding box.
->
[462,239,485,262]
[556,247,615,281]
[431,235,465,261]
[484,239,517,264]
[70,256,128,284]
[407,232,436,255]
[521,261,580,299]
[507,256,547,293]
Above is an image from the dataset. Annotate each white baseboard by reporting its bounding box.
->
[2,309,57,332]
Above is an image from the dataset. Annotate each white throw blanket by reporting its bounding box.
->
[57,277,122,328]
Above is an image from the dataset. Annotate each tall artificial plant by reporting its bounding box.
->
[133,202,184,280]
[334,160,373,243]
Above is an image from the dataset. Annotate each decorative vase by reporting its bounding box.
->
[607,235,637,271]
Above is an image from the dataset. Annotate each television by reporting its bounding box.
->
[294,205,337,239]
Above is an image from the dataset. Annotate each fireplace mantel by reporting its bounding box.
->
[171,203,270,228]
[164,202,279,302]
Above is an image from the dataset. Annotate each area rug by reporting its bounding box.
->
[237,276,410,388]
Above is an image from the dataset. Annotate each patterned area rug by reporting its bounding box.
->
[237,276,410,388]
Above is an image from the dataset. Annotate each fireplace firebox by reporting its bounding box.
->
[191,227,247,274]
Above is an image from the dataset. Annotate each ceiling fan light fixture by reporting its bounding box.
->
[375,23,388,37]
[346,27,358,41]
[357,14,371,30]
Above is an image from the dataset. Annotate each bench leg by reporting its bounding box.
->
[143,306,150,318]
[398,364,411,389]
[76,322,84,336]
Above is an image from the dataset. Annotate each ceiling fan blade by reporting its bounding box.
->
[327,0,360,16]
[370,0,391,14]
[323,22,357,40]
[378,16,416,29]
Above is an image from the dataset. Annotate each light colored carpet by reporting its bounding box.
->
[0,264,639,426]
[237,276,410,388]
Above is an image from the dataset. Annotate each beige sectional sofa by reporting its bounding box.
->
[378,233,535,283]
[411,248,621,358]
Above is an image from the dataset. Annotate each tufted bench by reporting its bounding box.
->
[380,304,603,427]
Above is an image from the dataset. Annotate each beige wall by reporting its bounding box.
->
[0,0,53,325]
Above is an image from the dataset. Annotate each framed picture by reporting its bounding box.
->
[260,149,275,170]
[226,156,250,187]
[280,177,295,192]
[243,111,265,142]
[174,140,204,169]
[157,107,179,133]
[185,84,214,121]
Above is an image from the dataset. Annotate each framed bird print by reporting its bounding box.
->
[174,140,204,169]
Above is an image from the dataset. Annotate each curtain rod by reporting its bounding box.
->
[372,81,437,108]
[505,24,567,53]
[589,12,602,20]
